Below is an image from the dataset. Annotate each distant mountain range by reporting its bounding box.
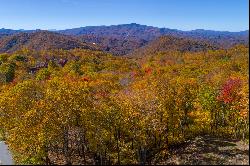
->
[0,23,248,55]
[0,28,34,37]
[58,23,248,38]
[59,23,248,52]
[0,30,98,53]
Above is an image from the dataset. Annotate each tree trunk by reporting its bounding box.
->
[63,127,71,165]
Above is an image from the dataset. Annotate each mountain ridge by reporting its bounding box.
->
[0,23,248,55]
[0,30,99,53]
[1,23,248,36]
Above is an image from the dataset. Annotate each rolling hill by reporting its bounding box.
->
[129,35,219,58]
[0,30,99,53]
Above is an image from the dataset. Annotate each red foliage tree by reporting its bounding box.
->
[217,77,242,104]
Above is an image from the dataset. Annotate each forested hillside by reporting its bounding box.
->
[78,34,148,55]
[129,35,219,58]
[0,31,98,53]
[0,42,248,164]
[0,0,249,163]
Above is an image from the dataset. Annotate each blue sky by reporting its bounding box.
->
[0,0,248,31]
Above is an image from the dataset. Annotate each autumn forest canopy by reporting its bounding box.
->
[0,24,249,165]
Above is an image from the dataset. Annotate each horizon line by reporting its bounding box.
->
[1,23,249,33]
